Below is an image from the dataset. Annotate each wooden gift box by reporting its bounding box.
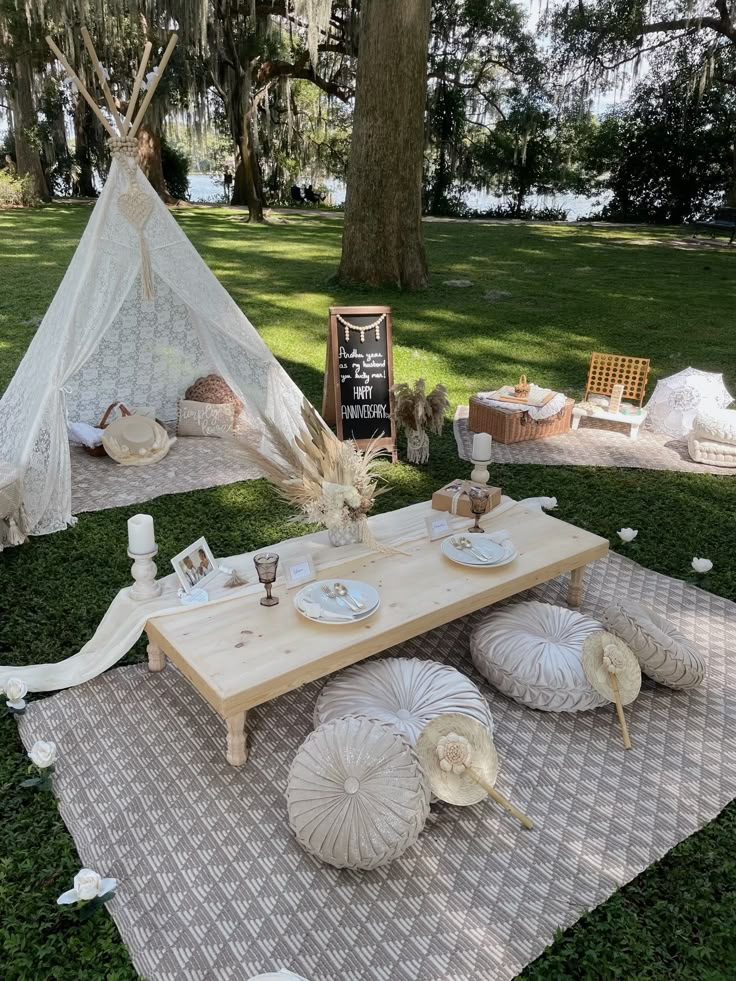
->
[432,480,502,518]
[468,396,574,444]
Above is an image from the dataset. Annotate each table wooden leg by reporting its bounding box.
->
[226,712,248,767]
[568,566,585,607]
[147,642,166,672]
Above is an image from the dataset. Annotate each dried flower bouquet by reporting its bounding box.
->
[235,400,390,546]
[390,379,450,464]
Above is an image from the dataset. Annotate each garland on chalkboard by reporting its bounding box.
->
[337,313,385,343]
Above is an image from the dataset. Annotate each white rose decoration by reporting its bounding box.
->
[436,732,473,774]
[29,740,57,769]
[691,557,713,574]
[57,868,117,905]
[4,677,27,710]
[617,528,638,543]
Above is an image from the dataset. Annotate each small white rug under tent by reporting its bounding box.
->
[70,437,262,514]
[17,553,736,981]
[0,32,304,540]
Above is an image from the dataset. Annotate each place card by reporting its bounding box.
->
[425,513,454,541]
[285,554,317,589]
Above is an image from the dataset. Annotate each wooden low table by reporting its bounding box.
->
[145,501,608,766]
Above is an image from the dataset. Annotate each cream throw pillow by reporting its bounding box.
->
[603,600,706,689]
[177,400,235,438]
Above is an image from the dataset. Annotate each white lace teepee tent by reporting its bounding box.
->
[0,32,304,540]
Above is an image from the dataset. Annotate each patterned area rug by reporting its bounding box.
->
[70,437,261,514]
[18,553,736,981]
[454,405,736,474]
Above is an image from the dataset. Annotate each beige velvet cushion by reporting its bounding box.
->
[603,600,706,689]
[470,601,608,712]
[177,400,235,437]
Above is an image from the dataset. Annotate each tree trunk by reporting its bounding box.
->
[728,142,736,207]
[73,98,97,197]
[137,121,173,202]
[338,0,431,289]
[12,53,51,202]
[232,125,265,221]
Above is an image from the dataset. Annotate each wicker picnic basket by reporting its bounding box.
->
[468,396,574,445]
[85,402,132,457]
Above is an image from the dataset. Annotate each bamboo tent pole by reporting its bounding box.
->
[81,27,126,134]
[45,36,117,138]
[129,34,178,137]
[123,41,153,133]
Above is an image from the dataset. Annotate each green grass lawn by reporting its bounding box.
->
[1,204,735,979]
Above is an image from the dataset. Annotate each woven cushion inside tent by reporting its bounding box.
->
[314,657,493,744]
[470,600,608,712]
[185,375,243,417]
[603,600,706,689]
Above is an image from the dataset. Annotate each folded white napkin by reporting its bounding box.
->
[298,599,354,622]
[67,421,104,448]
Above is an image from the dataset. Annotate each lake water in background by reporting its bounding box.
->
[187,173,610,221]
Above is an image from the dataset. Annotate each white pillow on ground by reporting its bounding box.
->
[470,600,608,712]
[690,408,736,446]
[603,600,706,689]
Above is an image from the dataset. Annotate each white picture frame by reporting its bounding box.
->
[284,554,317,590]
[172,536,219,593]
[425,513,453,541]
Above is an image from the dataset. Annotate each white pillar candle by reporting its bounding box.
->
[128,513,155,554]
[472,432,493,461]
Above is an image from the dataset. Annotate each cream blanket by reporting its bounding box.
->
[1,496,544,693]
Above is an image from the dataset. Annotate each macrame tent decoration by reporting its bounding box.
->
[416,713,534,830]
[0,33,306,540]
[582,631,642,751]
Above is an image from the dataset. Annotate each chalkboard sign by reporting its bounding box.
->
[322,305,397,459]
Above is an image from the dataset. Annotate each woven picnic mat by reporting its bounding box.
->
[454,405,736,474]
[18,552,736,981]
[70,434,261,514]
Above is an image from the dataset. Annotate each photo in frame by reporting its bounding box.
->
[171,537,219,593]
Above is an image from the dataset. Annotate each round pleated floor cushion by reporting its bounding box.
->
[470,600,608,712]
[286,716,430,870]
[314,657,493,744]
[603,600,706,689]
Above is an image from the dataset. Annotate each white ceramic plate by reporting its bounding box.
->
[294,579,380,625]
[441,536,518,569]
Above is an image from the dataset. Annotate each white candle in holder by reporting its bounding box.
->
[128,513,155,554]
[472,432,493,461]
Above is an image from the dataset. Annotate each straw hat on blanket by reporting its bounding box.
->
[102,415,174,466]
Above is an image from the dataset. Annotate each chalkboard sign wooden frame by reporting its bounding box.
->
[322,305,397,460]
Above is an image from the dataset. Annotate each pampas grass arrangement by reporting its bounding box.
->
[390,379,450,464]
[234,399,391,548]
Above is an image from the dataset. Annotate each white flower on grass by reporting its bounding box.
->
[28,740,57,769]
[435,732,473,774]
[4,677,27,710]
[617,528,638,543]
[57,869,117,905]
[692,557,713,574]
